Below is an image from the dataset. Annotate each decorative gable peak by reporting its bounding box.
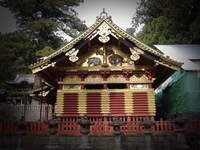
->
[30,9,182,88]
[96,8,112,22]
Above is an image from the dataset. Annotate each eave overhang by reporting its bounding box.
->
[29,11,182,88]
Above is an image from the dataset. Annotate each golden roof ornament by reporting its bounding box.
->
[65,48,79,62]
[100,8,108,18]
[96,8,112,22]
[96,9,113,43]
[98,22,111,43]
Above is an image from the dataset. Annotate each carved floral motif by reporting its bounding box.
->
[98,22,111,43]
[65,48,79,62]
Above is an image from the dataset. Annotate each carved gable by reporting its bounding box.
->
[30,10,182,119]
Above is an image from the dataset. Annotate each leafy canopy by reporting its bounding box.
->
[0,0,87,49]
[133,0,200,45]
[0,0,87,87]
[0,31,36,86]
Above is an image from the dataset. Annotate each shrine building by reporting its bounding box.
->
[30,11,182,124]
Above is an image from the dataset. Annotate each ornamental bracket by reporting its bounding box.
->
[65,48,79,62]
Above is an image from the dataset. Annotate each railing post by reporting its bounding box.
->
[45,104,49,122]
[108,117,125,150]
[77,114,94,150]
[103,116,108,133]
[139,116,155,150]
[173,117,190,150]
[45,114,61,150]
[16,116,27,150]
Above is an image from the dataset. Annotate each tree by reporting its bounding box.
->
[0,0,87,86]
[0,0,87,49]
[35,46,55,57]
[126,27,135,36]
[132,0,200,45]
[0,31,36,88]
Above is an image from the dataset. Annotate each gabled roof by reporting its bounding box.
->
[29,10,183,89]
[30,11,182,73]
[8,74,35,84]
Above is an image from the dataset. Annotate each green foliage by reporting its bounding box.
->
[0,0,87,49]
[133,0,200,45]
[35,46,54,57]
[126,28,135,36]
[26,18,60,49]
[0,0,87,86]
[0,31,36,87]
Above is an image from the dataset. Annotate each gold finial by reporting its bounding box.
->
[100,8,108,18]
[96,8,112,22]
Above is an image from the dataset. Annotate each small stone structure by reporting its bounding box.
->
[45,114,61,150]
[0,104,52,121]
[173,117,190,150]
[16,116,27,150]
[77,114,94,150]
[139,116,155,150]
[108,117,125,150]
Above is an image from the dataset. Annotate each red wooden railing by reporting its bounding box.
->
[26,122,48,134]
[186,120,200,134]
[0,119,200,135]
[0,121,18,134]
[0,121,48,134]
[152,121,175,134]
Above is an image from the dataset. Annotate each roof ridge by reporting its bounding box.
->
[102,19,182,67]
[30,10,182,71]
[29,18,106,69]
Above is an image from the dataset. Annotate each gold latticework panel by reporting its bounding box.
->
[63,75,81,83]
[129,75,150,83]
[147,89,156,116]
[55,92,64,115]
[78,92,87,114]
[101,91,110,114]
[124,91,133,114]
[85,75,103,83]
[107,75,126,83]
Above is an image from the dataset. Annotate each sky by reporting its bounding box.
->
[74,0,139,30]
[0,7,17,33]
[0,0,139,33]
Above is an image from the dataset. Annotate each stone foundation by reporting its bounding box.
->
[0,134,200,150]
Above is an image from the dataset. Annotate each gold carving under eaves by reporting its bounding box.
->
[129,74,152,83]
[98,22,111,43]
[65,48,79,62]
[95,45,114,56]
[129,47,143,61]
[63,75,81,83]
[87,57,102,66]
[107,75,126,83]
[85,75,103,83]
[88,44,128,67]
[108,54,124,66]
[76,44,145,68]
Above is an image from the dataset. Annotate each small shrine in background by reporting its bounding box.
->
[30,10,182,129]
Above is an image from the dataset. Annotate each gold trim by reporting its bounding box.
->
[55,92,64,114]
[147,89,156,115]
[78,92,87,114]
[101,92,110,113]
[58,89,150,93]
[124,92,133,113]
[30,13,182,72]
